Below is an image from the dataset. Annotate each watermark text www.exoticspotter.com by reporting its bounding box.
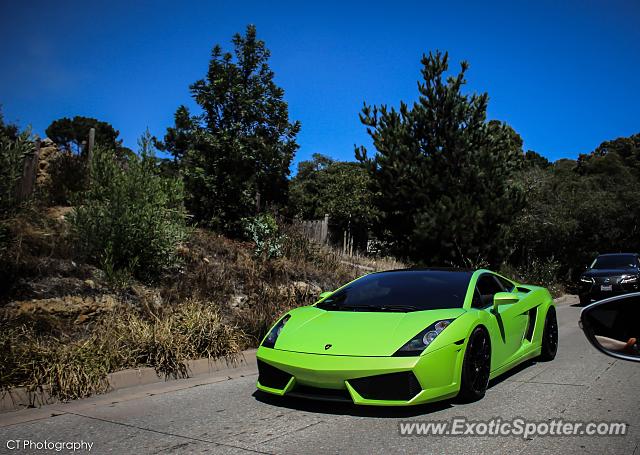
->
[399,418,627,439]
[5,440,94,452]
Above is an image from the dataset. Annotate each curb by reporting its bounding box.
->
[0,349,257,414]
[0,296,577,414]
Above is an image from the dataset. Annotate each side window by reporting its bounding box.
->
[495,275,515,292]
[475,274,504,308]
[471,287,484,309]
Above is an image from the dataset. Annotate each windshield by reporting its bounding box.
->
[591,255,637,270]
[316,270,471,312]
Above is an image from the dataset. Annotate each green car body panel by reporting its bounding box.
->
[256,269,555,406]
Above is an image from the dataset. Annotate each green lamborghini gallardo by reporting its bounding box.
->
[255,269,558,406]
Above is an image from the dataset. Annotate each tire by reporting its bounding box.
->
[579,295,590,306]
[538,306,558,361]
[457,326,491,403]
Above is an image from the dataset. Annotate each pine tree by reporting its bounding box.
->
[162,25,300,233]
[45,116,121,154]
[356,51,524,265]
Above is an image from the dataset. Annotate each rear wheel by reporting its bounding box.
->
[457,326,491,403]
[579,295,590,306]
[538,307,558,361]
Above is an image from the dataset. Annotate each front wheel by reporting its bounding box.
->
[538,307,558,361]
[457,326,491,403]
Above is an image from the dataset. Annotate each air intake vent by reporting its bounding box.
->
[349,371,421,401]
[288,385,352,402]
[524,307,538,341]
[257,359,292,390]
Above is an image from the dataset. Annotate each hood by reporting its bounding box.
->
[583,268,638,278]
[273,305,466,356]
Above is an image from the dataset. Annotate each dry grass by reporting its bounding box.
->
[160,225,382,345]
[0,300,243,400]
[1,205,76,302]
[0,325,111,400]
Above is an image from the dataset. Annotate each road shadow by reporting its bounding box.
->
[487,358,538,388]
[252,390,453,418]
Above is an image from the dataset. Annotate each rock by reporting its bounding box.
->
[130,284,163,312]
[175,244,191,257]
[292,281,322,297]
[229,293,248,308]
[3,294,118,322]
[36,141,62,187]
[272,281,323,301]
[12,275,100,300]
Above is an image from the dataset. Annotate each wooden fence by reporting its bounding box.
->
[14,128,96,203]
[298,214,362,256]
[15,140,40,203]
[300,214,329,244]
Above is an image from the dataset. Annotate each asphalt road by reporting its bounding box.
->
[1,296,638,455]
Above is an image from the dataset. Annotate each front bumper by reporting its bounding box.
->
[256,342,465,406]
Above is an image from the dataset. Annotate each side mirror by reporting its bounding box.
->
[580,293,640,362]
[318,291,332,300]
[493,292,519,307]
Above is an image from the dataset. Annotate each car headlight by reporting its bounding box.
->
[261,314,291,348]
[393,319,454,357]
[621,275,638,284]
[580,276,594,284]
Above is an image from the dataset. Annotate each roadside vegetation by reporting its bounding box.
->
[1,25,638,401]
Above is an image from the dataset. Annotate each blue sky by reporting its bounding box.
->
[1,0,638,169]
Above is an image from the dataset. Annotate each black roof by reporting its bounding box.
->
[373,267,475,274]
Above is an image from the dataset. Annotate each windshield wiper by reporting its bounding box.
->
[317,300,349,310]
[341,304,419,312]
[318,302,419,312]
[376,305,419,312]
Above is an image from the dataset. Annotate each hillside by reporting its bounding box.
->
[0,205,402,401]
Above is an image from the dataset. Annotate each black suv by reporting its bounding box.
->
[578,253,640,305]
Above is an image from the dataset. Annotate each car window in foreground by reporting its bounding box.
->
[591,255,637,269]
[317,270,471,312]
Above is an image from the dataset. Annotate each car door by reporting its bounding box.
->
[475,273,528,368]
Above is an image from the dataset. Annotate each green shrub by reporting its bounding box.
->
[46,151,88,205]
[0,129,34,216]
[501,257,564,297]
[71,134,188,281]
[243,213,284,259]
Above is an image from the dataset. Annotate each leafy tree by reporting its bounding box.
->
[523,150,551,169]
[45,116,121,154]
[162,25,300,233]
[508,134,640,281]
[289,153,378,235]
[356,51,524,265]
[577,133,640,176]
